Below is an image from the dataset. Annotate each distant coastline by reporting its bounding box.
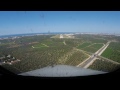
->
[0,32,120,39]
[0,32,75,39]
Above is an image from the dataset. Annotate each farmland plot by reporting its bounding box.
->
[88,59,120,72]
[101,42,120,63]
[82,44,103,53]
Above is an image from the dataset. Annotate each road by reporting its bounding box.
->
[78,41,111,68]
[63,40,66,45]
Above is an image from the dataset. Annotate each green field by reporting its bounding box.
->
[65,51,88,66]
[101,42,120,63]
[77,42,91,49]
[101,48,113,57]
[74,34,108,44]
[33,43,49,48]
[64,39,83,47]
[91,39,107,43]
[3,46,72,72]
[0,35,87,73]
[0,34,120,73]
[88,59,120,72]
[82,43,103,53]
[2,64,22,74]
[91,43,103,48]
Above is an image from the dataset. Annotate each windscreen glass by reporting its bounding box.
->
[0,11,120,77]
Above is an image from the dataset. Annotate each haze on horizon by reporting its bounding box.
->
[0,11,120,35]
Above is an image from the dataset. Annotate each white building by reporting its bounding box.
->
[60,34,63,38]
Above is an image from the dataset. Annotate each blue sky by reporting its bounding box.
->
[0,11,120,35]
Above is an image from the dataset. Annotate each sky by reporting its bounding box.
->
[0,11,120,35]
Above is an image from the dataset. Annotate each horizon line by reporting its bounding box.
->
[0,31,120,36]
